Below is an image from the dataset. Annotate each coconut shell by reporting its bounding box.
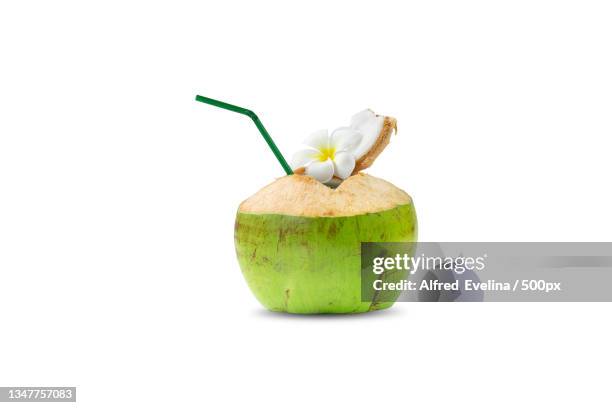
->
[235,173,417,313]
[292,112,397,180]
[352,115,397,174]
[238,173,411,217]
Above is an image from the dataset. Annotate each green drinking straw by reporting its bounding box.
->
[195,95,293,175]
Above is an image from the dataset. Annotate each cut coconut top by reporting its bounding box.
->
[238,173,412,217]
[291,110,397,185]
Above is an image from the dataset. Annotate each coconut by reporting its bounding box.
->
[234,173,417,314]
[293,109,397,180]
[350,110,397,174]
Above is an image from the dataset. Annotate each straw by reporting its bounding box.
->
[195,95,293,175]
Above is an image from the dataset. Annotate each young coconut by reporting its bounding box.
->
[234,110,416,314]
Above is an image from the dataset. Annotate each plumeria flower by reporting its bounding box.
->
[291,128,363,184]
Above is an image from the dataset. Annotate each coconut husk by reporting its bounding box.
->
[238,173,412,217]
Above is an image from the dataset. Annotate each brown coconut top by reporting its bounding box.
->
[238,173,412,217]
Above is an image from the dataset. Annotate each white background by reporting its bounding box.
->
[1,0,611,407]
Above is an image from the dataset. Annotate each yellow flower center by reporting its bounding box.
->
[317,147,335,162]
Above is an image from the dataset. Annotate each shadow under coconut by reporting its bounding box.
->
[251,305,405,320]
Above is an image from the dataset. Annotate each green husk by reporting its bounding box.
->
[234,203,417,314]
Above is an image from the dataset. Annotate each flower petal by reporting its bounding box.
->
[330,127,363,153]
[306,158,334,183]
[291,148,320,169]
[303,129,330,151]
[333,151,356,179]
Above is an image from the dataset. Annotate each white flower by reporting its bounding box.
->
[291,128,363,184]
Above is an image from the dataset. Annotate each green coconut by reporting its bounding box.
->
[234,173,417,314]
